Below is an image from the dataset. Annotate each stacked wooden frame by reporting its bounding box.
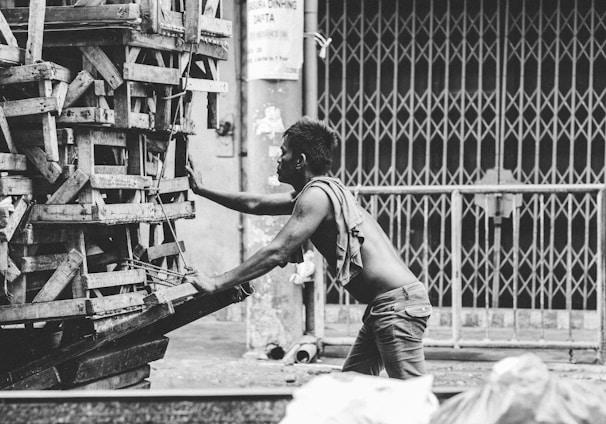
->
[0,0,246,390]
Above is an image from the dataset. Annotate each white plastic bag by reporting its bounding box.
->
[280,373,439,424]
[430,353,606,424]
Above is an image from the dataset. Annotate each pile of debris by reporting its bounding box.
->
[0,0,247,390]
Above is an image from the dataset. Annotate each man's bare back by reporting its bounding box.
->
[304,187,419,304]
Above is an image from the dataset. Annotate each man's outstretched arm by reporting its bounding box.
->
[186,187,329,294]
[186,157,295,215]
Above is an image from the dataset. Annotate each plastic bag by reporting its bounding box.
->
[430,353,606,424]
[280,373,439,424]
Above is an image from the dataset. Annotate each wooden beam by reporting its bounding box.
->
[155,177,190,194]
[86,292,146,316]
[52,81,68,114]
[57,107,114,125]
[76,128,127,147]
[181,77,228,93]
[82,269,146,290]
[3,367,60,390]
[144,283,198,308]
[90,174,151,190]
[0,196,28,241]
[0,177,33,196]
[123,62,181,85]
[0,97,58,117]
[79,46,124,90]
[46,169,89,205]
[0,9,18,47]
[64,70,95,108]
[22,146,62,184]
[146,241,185,261]
[66,365,150,390]
[30,201,196,224]
[0,153,26,171]
[0,107,17,153]
[126,31,229,60]
[204,0,220,17]
[12,224,76,245]
[1,5,141,28]
[184,0,202,44]
[0,44,24,66]
[0,302,174,389]
[199,15,232,37]
[32,249,84,303]
[25,0,46,65]
[0,298,87,324]
[39,79,60,161]
[94,165,127,175]
[0,62,72,85]
[20,253,69,273]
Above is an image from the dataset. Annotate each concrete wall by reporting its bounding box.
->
[178,0,244,321]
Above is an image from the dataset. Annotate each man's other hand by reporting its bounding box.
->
[184,269,217,295]
[186,154,204,194]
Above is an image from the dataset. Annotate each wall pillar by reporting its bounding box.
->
[243,81,303,354]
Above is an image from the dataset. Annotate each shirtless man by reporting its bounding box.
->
[185,117,432,379]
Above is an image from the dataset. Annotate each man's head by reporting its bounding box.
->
[281,117,337,177]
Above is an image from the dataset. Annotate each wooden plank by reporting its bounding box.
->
[7,256,21,283]
[25,0,46,65]
[64,70,95,108]
[79,46,124,90]
[30,201,196,224]
[22,146,62,184]
[126,31,229,60]
[199,15,232,37]
[66,365,150,390]
[52,81,69,114]
[0,176,32,196]
[46,169,89,205]
[0,62,71,85]
[123,62,181,85]
[184,0,202,43]
[76,128,127,147]
[20,253,69,273]
[82,269,146,290]
[0,44,23,66]
[204,0,220,17]
[0,107,17,153]
[144,283,198,308]
[0,153,26,171]
[1,5,142,28]
[95,80,150,98]
[0,196,28,242]
[0,97,58,117]
[40,79,60,162]
[90,174,151,190]
[0,302,174,389]
[146,241,186,261]
[156,177,189,194]
[0,9,18,47]
[0,298,87,324]
[12,128,74,147]
[94,165,127,175]
[181,77,228,93]
[3,367,60,390]
[32,249,84,303]
[86,292,146,315]
[58,336,167,385]
[58,107,114,125]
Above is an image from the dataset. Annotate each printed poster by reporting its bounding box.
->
[247,0,304,80]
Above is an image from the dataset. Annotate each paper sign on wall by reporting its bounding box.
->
[247,0,304,80]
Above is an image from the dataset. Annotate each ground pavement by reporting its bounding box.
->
[149,317,606,391]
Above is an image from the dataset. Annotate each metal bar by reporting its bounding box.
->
[540,194,546,340]
[321,336,599,351]
[512,194,519,341]
[451,190,463,348]
[350,183,605,195]
[484,196,490,340]
[566,194,573,342]
[598,188,606,362]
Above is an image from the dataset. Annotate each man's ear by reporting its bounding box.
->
[296,153,307,169]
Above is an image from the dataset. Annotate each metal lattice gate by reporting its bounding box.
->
[317,0,606,319]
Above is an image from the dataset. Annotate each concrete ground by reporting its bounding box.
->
[149,317,606,391]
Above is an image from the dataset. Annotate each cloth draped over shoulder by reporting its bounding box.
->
[292,176,365,286]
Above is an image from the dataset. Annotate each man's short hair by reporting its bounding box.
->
[284,117,337,175]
